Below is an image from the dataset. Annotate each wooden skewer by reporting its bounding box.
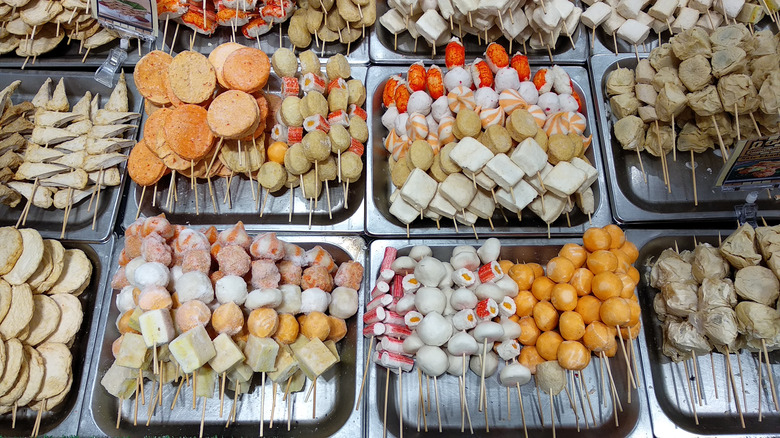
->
[692,355,702,406]
[135,186,146,221]
[671,114,677,161]
[535,380,545,426]
[416,368,424,432]
[736,351,746,412]
[573,371,590,429]
[260,372,266,436]
[383,368,390,438]
[579,369,597,427]
[516,383,528,438]
[398,368,404,438]
[479,338,488,411]
[711,115,729,162]
[133,376,140,425]
[690,150,698,206]
[616,326,637,389]
[549,389,556,438]
[564,377,580,431]
[761,339,779,411]
[710,352,718,399]
[683,360,698,425]
[734,104,741,141]
[356,336,374,410]
[602,352,623,412]
[171,372,185,409]
[220,372,226,417]
[724,347,745,428]
[116,397,122,429]
[199,397,207,438]
[758,352,764,421]
[433,375,442,433]
[193,369,198,409]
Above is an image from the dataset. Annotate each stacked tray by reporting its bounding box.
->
[370,0,589,64]
[365,64,612,237]
[0,69,142,242]
[628,229,780,437]
[79,233,367,437]
[364,239,653,438]
[0,237,114,437]
[590,54,780,225]
[123,65,368,234]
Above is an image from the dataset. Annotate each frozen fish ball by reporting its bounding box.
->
[415,287,447,315]
[447,330,479,356]
[495,68,521,94]
[452,245,478,256]
[403,332,425,355]
[559,94,579,112]
[245,288,283,310]
[495,276,519,297]
[409,245,433,261]
[134,262,170,288]
[277,284,302,314]
[473,321,504,343]
[175,271,214,303]
[407,91,433,115]
[300,287,331,314]
[431,96,452,122]
[451,251,481,271]
[447,354,467,376]
[417,346,448,376]
[500,318,523,341]
[475,283,505,302]
[396,293,417,315]
[417,312,453,346]
[171,265,184,282]
[477,238,501,264]
[536,361,566,395]
[451,287,478,310]
[444,67,473,91]
[518,82,539,105]
[414,256,447,287]
[499,362,532,386]
[475,87,499,109]
[391,256,417,275]
[215,275,248,305]
[116,286,136,313]
[329,286,359,319]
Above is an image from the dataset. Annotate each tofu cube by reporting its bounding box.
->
[127,307,143,332]
[635,11,654,26]
[455,209,479,226]
[244,335,280,373]
[466,189,496,219]
[390,196,420,225]
[169,325,217,374]
[324,340,341,361]
[498,178,538,212]
[209,333,246,374]
[452,0,478,14]
[484,153,525,189]
[380,9,407,34]
[582,2,611,27]
[716,0,745,18]
[648,0,677,20]
[440,173,478,210]
[400,168,438,211]
[291,337,338,380]
[602,8,627,34]
[617,18,650,44]
[139,309,176,347]
[543,162,587,197]
[450,137,494,173]
[115,332,149,369]
[470,170,496,191]
[227,374,252,393]
[101,361,138,398]
[532,5,562,32]
[427,187,457,218]
[551,0,574,18]
[577,187,596,215]
[689,0,712,12]
[288,370,307,393]
[510,138,548,176]
[439,0,455,19]
[424,209,441,221]
[528,192,568,224]
[194,366,216,398]
[635,59,656,84]
[635,83,657,106]
[638,105,658,123]
[525,162,554,195]
[268,345,300,383]
[696,11,723,30]
[416,10,449,44]
[228,362,253,384]
[616,0,644,18]
[671,7,700,33]
[736,3,763,23]
[564,7,582,34]
[570,157,599,193]
[495,188,519,213]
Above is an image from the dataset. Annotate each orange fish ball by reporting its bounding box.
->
[274,313,300,344]
[518,346,545,374]
[620,322,641,340]
[268,141,288,164]
[611,249,632,274]
[604,336,618,357]
[175,300,212,333]
[247,307,278,338]
[600,297,631,327]
[547,256,576,283]
[527,263,544,279]
[536,331,564,361]
[591,271,623,301]
[301,311,330,341]
[616,272,637,298]
[531,276,555,301]
[327,316,348,342]
[212,302,245,336]
[533,301,559,332]
[551,283,578,311]
[517,316,541,346]
[509,264,536,290]
[627,299,641,326]
[582,321,612,352]
[117,310,138,335]
[509,315,520,323]
[559,311,586,341]
[619,241,639,264]
[557,340,591,371]
[112,335,124,358]
[627,266,640,285]
[559,243,587,268]
[603,224,626,249]
[514,291,538,317]
[570,268,594,296]
[575,295,602,325]
[583,227,612,252]
[138,286,173,311]
[587,250,619,274]
[498,260,515,276]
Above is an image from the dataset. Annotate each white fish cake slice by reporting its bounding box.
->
[26,240,53,293]
[44,294,82,345]
[48,249,91,295]
[16,345,45,407]
[0,284,33,340]
[0,348,28,405]
[26,295,61,346]
[0,338,23,395]
[36,240,65,294]
[31,371,71,412]
[3,229,44,286]
[34,342,72,401]
[0,227,22,275]
[0,280,11,326]
[0,338,5,378]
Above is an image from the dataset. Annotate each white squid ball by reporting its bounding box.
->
[431,96,452,123]
[394,113,410,137]
[391,256,417,275]
[450,287,478,310]
[469,351,499,377]
[474,87,499,109]
[414,256,447,287]
[395,293,417,315]
[452,245,477,256]
[300,287,331,314]
[414,287,446,315]
[477,238,501,264]
[133,262,170,289]
[382,105,399,131]
[518,81,539,105]
[175,271,214,303]
[475,283,506,302]
[538,92,562,116]
[439,262,454,289]
[407,91,433,116]
[417,312,453,346]
[450,251,481,271]
[447,330,479,356]
[329,286,359,319]
[444,67,473,92]
[500,318,523,341]
[417,346,449,377]
[447,354,467,376]
[116,286,136,313]
[494,68,521,94]
[442,287,455,316]
[500,362,532,386]
[473,321,505,343]
[215,275,248,305]
[245,288,283,310]
[170,265,184,282]
[403,332,425,355]
[409,245,433,261]
[124,257,146,287]
[277,284,302,314]
[558,94,579,113]
[495,276,519,298]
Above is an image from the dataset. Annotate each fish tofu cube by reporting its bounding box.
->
[582,2,611,27]
[291,337,338,379]
[400,168,438,211]
[440,173,478,209]
[380,9,407,34]
[194,367,216,398]
[209,333,246,374]
[101,361,138,398]
[510,138,548,176]
[428,188,458,218]
[616,0,644,18]
[390,196,420,225]
[528,192,568,224]
[467,189,496,219]
[543,162,587,197]
[689,0,712,12]
[671,7,699,33]
[648,0,677,20]
[570,157,599,193]
[116,332,149,369]
[244,334,279,373]
[635,83,657,106]
[716,0,745,18]
[638,105,658,123]
[268,345,299,382]
[452,0,478,14]
[484,153,524,189]
[635,59,656,84]
[416,10,449,44]
[525,162,554,195]
[139,309,176,347]
[495,188,519,213]
[577,187,596,215]
[169,324,217,374]
[617,19,650,44]
[602,8,627,34]
[471,170,496,191]
[509,179,539,210]
[450,137,494,173]
[455,209,479,225]
[551,0,574,18]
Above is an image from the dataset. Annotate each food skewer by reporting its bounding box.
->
[724,347,745,428]
[683,359,699,424]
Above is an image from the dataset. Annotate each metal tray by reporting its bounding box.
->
[591,54,780,225]
[0,69,141,242]
[160,19,370,65]
[627,228,780,437]
[0,38,147,69]
[370,0,588,64]
[365,65,612,238]
[122,65,367,234]
[0,237,114,437]
[365,239,652,438]
[79,233,367,437]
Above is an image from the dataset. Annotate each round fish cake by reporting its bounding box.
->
[281,97,304,127]
[15,345,44,408]
[0,280,10,326]
[207,42,244,89]
[302,130,331,162]
[26,240,53,293]
[4,228,44,286]
[455,109,481,138]
[0,284,33,339]
[48,249,92,296]
[134,51,173,106]
[348,115,368,143]
[34,342,72,401]
[168,51,217,104]
[44,294,82,345]
[328,124,350,153]
[207,90,260,140]
[301,169,323,199]
[271,48,298,78]
[340,151,363,183]
[36,240,65,294]
[25,295,61,346]
[408,140,434,171]
[0,227,22,276]
[0,339,23,395]
[223,47,271,93]
[0,348,28,406]
[326,54,351,81]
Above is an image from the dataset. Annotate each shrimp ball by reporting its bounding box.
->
[215,275,249,306]
[301,265,334,292]
[216,245,251,277]
[138,285,173,311]
[175,271,215,303]
[278,261,302,285]
[517,316,541,346]
[245,288,283,310]
[274,313,299,344]
[251,259,281,290]
[546,256,575,283]
[301,311,330,341]
[247,308,279,338]
[329,286,359,319]
[212,302,245,336]
[175,300,212,333]
[551,283,578,311]
[575,295,602,325]
[327,316,347,342]
[518,346,545,374]
[583,321,612,352]
[536,331,564,361]
[300,287,331,314]
[600,297,631,327]
[133,262,170,289]
[182,249,211,275]
[559,311,586,341]
[533,301,559,332]
[141,234,172,266]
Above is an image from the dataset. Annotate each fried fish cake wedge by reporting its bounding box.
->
[0,284,33,340]
[4,229,43,286]
[0,227,22,276]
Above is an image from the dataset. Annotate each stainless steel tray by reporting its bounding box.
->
[365,65,612,238]
[370,0,588,64]
[79,233,367,437]
[0,69,141,242]
[0,237,114,437]
[122,66,367,234]
[591,54,780,225]
[627,228,780,437]
[0,38,147,69]
[365,239,652,438]
[160,19,369,65]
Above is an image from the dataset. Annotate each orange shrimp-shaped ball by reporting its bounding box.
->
[471,59,494,88]
[394,84,411,113]
[485,43,509,72]
[510,54,531,81]
[407,63,427,92]
[426,65,444,100]
[445,38,465,69]
[382,75,401,108]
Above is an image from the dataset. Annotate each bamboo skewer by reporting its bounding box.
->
[710,352,718,399]
[692,355,703,406]
[761,339,779,411]
[383,368,389,438]
[398,369,403,438]
[356,336,374,410]
[683,360,699,425]
[724,348,745,428]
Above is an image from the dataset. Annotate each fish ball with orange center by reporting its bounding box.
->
[559,310,586,341]
[583,227,612,252]
[514,291,538,317]
[247,307,279,338]
[600,297,631,327]
[559,243,588,268]
[587,250,619,274]
[517,316,541,346]
[274,313,299,344]
[518,345,545,374]
[532,276,555,301]
[575,295,602,325]
[533,301,559,331]
[551,283,578,311]
[570,268,594,296]
[547,256,575,283]
[591,271,623,301]
[212,302,245,336]
[536,331,564,361]
[557,340,591,371]
[582,321,612,352]
[508,264,536,290]
[301,311,331,341]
